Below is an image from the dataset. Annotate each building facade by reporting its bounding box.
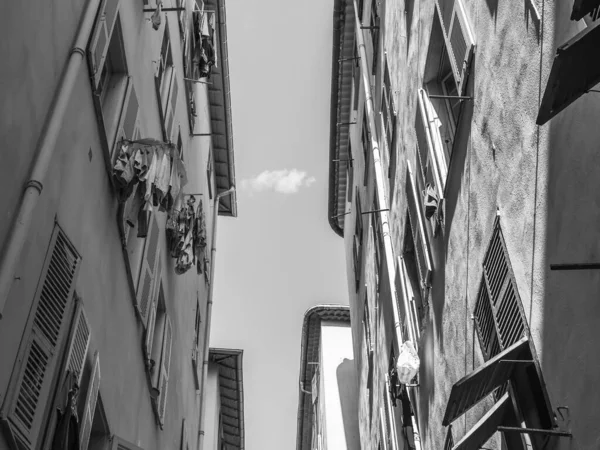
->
[296,305,360,450]
[329,0,600,449]
[203,349,244,450]
[0,0,236,449]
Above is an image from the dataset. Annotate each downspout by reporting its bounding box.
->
[0,0,102,319]
[198,186,235,450]
[351,1,423,448]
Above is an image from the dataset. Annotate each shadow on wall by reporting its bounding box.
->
[541,2,600,448]
[336,357,360,450]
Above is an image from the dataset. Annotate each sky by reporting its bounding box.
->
[209,0,349,449]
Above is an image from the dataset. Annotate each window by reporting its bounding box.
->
[146,282,173,426]
[363,295,374,425]
[405,163,433,292]
[86,395,111,450]
[207,151,214,199]
[370,0,380,75]
[396,251,423,346]
[346,142,354,202]
[1,226,81,450]
[381,61,397,191]
[353,188,364,290]
[137,214,162,327]
[352,42,361,111]
[382,374,399,450]
[357,0,365,21]
[419,0,475,185]
[362,110,370,186]
[372,194,382,292]
[177,127,184,161]
[155,23,180,142]
[87,0,139,159]
[192,295,202,389]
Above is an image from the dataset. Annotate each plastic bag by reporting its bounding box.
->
[396,340,420,384]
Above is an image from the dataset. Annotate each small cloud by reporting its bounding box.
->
[241,169,316,194]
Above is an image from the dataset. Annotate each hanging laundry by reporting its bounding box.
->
[423,183,439,220]
[151,1,163,30]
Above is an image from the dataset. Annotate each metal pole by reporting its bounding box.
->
[550,263,600,271]
[497,426,572,437]
[427,94,472,100]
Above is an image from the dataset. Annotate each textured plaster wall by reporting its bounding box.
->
[0,1,218,449]
[341,0,600,448]
[320,321,359,450]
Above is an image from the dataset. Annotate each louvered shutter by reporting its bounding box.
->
[417,89,447,196]
[6,227,80,449]
[473,283,501,360]
[144,300,157,362]
[87,0,121,90]
[136,215,160,325]
[406,164,433,290]
[446,0,475,95]
[482,227,526,349]
[158,315,173,425]
[396,257,419,345]
[384,375,399,450]
[80,351,101,450]
[63,303,91,386]
[442,337,529,425]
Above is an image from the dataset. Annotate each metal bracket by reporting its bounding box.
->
[361,208,390,215]
[144,7,185,12]
[428,94,473,101]
[550,263,600,271]
[497,426,572,437]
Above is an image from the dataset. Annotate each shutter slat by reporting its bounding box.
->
[446,0,475,95]
[65,306,91,385]
[80,352,101,450]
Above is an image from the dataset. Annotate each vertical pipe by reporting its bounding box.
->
[0,0,102,318]
[351,1,424,447]
[198,186,235,450]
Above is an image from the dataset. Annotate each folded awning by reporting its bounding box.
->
[571,0,600,20]
[451,393,511,450]
[442,337,529,426]
[537,24,600,125]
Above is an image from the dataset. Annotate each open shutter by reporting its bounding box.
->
[136,215,160,325]
[63,304,91,386]
[5,227,80,449]
[165,73,179,141]
[158,316,173,425]
[87,0,121,90]
[80,351,101,450]
[144,300,158,362]
[451,393,513,450]
[474,283,501,361]
[192,297,202,389]
[384,375,399,450]
[537,24,600,124]
[446,0,475,95]
[406,164,433,290]
[442,337,529,425]
[122,83,140,140]
[417,89,447,195]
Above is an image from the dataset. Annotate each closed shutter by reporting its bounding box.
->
[446,0,475,95]
[87,0,121,90]
[136,215,160,325]
[482,226,526,349]
[63,303,91,386]
[406,164,433,290]
[473,283,501,361]
[158,315,173,425]
[6,227,81,449]
[80,351,101,450]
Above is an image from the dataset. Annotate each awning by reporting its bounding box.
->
[442,337,529,426]
[451,393,511,450]
[571,0,600,20]
[537,24,600,125]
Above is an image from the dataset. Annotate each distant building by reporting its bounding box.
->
[203,348,244,450]
[0,1,236,450]
[328,0,600,449]
[296,305,359,450]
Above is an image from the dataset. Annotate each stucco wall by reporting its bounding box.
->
[340,0,600,448]
[0,0,220,449]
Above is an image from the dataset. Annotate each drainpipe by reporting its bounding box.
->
[0,0,101,319]
[352,2,422,448]
[198,186,235,450]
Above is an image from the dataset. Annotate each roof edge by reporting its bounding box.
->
[328,0,345,238]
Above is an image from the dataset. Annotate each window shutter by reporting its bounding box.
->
[446,0,475,95]
[136,215,160,324]
[406,164,433,290]
[122,83,139,140]
[473,283,501,361]
[417,89,447,196]
[158,315,173,425]
[144,299,157,362]
[384,375,399,450]
[5,227,80,449]
[63,303,91,386]
[166,74,179,141]
[87,0,120,91]
[192,297,202,389]
[79,351,101,450]
[482,226,526,349]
